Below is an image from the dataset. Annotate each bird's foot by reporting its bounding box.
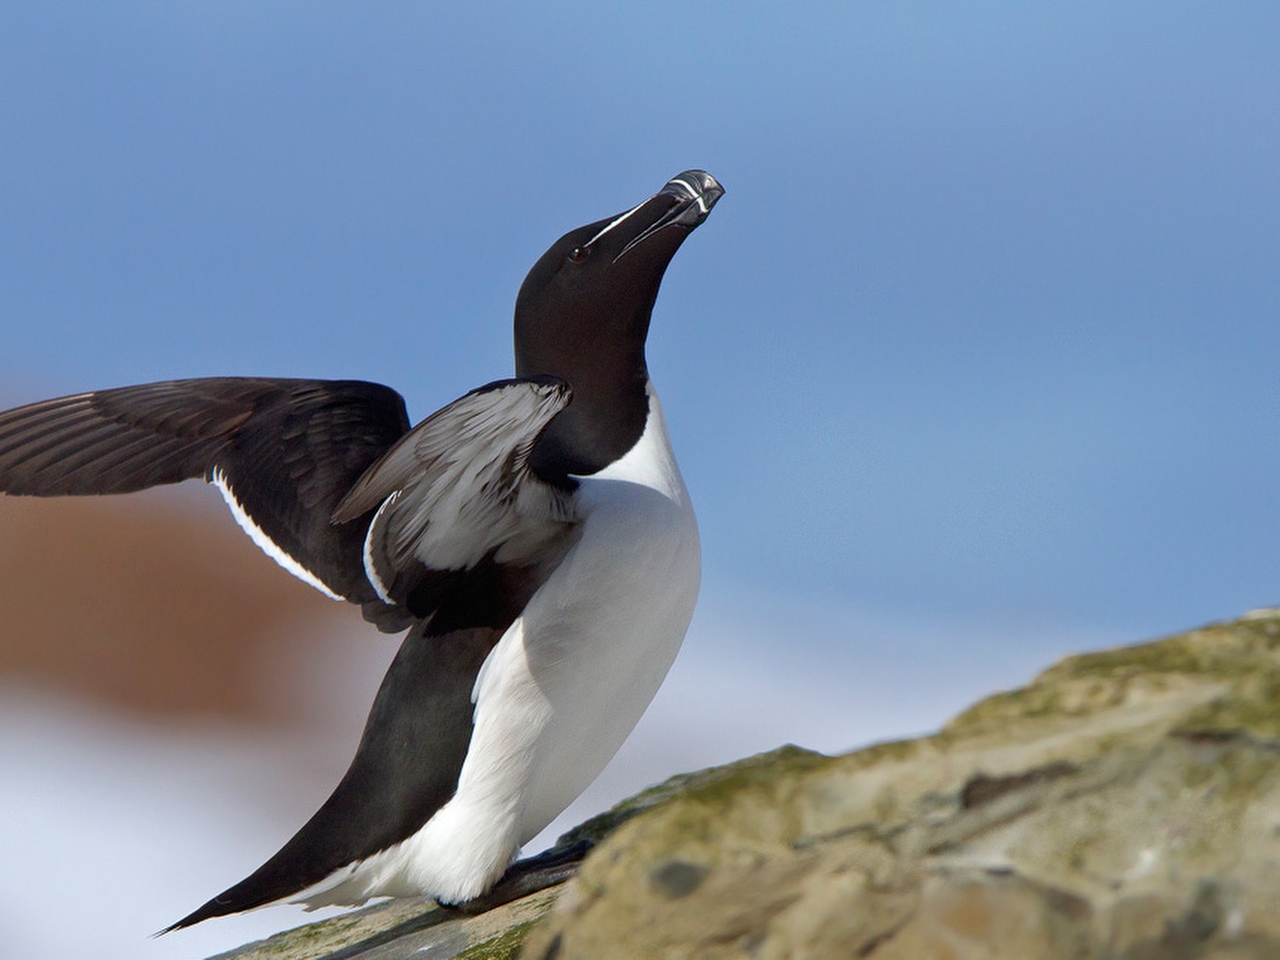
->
[449,839,595,915]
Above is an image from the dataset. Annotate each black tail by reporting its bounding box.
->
[162,624,497,931]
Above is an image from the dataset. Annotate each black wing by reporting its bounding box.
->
[0,378,410,613]
[0,375,580,636]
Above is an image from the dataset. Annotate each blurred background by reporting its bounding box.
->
[1,3,1278,958]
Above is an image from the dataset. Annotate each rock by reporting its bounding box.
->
[208,886,560,960]
[213,610,1280,958]
[525,609,1280,959]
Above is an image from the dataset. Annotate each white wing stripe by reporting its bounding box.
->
[363,492,400,605]
[211,466,345,601]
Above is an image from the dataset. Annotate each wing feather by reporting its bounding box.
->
[2,375,579,637]
[333,377,577,632]
[0,378,410,607]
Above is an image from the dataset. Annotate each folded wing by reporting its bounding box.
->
[333,376,578,636]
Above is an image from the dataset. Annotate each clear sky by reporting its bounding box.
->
[3,3,1278,651]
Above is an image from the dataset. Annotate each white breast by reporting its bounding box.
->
[514,387,701,840]
[296,385,700,907]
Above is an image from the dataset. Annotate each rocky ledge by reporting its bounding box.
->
[218,609,1280,960]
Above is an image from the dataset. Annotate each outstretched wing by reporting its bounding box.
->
[0,378,410,612]
[0,375,578,637]
[333,376,578,635]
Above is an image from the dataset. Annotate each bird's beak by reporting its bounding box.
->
[614,170,725,262]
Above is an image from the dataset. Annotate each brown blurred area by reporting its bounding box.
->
[0,491,362,724]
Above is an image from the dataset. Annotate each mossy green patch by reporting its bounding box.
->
[1058,618,1280,684]
[557,744,830,849]
[678,744,832,808]
[942,681,1069,735]
[452,918,540,960]
[843,735,922,767]
[219,907,398,959]
[1176,669,1280,741]
[942,614,1280,739]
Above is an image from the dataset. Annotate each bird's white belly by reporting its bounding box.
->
[297,389,699,906]
[514,458,701,842]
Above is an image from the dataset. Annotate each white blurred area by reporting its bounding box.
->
[0,521,1124,960]
[0,686,358,960]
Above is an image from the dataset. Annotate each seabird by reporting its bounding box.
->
[0,170,723,928]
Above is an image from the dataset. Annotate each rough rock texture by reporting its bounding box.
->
[217,610,1280,959]
[527,609,1280,959]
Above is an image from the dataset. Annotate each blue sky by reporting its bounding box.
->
[3,6,1280,956]
[2,2,1278,649]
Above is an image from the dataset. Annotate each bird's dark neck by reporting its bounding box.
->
[520,352,650,482]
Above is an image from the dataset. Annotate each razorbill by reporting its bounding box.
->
[0,169,723,928]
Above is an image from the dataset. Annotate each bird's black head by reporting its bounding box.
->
[515,170,723,479]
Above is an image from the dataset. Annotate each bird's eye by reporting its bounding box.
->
[567,246,589,263]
